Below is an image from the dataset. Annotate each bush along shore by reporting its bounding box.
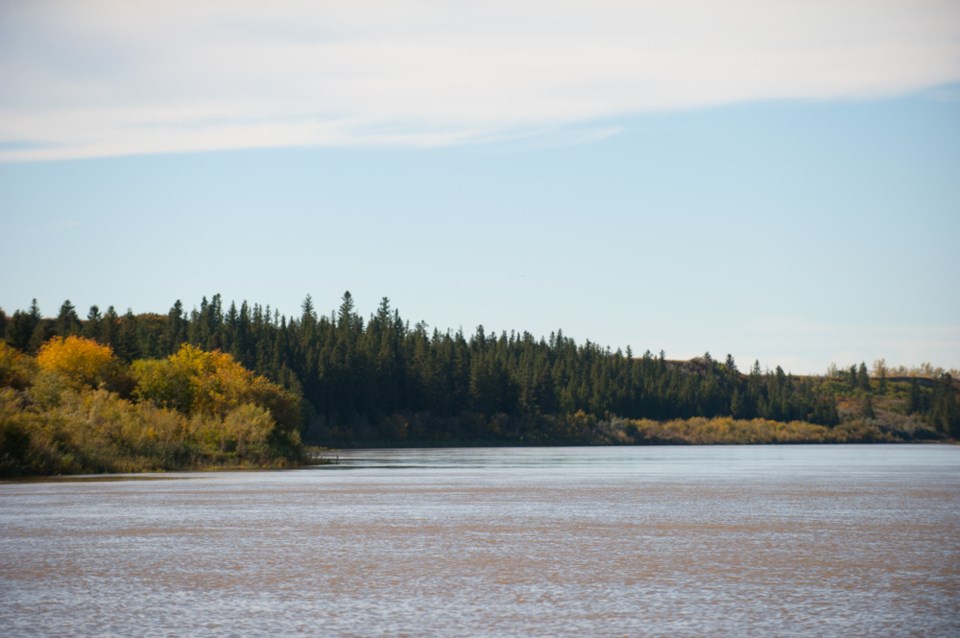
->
[1,338,303,477]
[2,294,958,475]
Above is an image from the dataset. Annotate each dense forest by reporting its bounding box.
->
[2,292,958,473]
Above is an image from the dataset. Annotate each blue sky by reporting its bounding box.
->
[1,1,959,374]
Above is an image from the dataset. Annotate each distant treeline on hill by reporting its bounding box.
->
[2,293,958,445]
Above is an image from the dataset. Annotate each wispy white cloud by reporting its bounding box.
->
[1,0,958,161]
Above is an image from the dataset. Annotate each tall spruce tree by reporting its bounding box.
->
[83,305,102,340]
[857,362,870,392]
[56,300,81,336]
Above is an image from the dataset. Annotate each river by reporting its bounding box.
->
[2,445,958,636]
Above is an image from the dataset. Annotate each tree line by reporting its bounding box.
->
[2,293,957,445]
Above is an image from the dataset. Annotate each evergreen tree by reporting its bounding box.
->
[83,305,102,340]
[857,362,870,392]
[224,300,239,349]
[233,301,253,368]
[27,301,52,354]
[301,294,317,323]
[164,300,188,354]
[100,306,119,350]
[115,310,140,361]
[56,300,82,336]
[6,305,39,351]
[338,291,356,330]
[730,388,744,418]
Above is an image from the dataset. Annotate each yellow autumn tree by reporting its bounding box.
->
[130,352,197,413]
[132,344,302,460]
[133,344,301,429]
[36,336,125,390]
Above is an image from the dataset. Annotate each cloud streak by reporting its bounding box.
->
[2,0,958,161]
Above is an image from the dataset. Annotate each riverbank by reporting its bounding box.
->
[317,411,944,450]
[4,412,938,478]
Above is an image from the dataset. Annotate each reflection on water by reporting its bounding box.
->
[2,445,959,637]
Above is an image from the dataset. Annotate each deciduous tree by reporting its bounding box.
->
[36,335,125,391]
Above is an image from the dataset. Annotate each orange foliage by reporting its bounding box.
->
[36,336,122,390]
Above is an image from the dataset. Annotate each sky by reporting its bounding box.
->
[1,0,959,374]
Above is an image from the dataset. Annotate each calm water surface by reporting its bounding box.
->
[2,445,959,636]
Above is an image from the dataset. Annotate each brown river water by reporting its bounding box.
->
[1,445,958,636]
